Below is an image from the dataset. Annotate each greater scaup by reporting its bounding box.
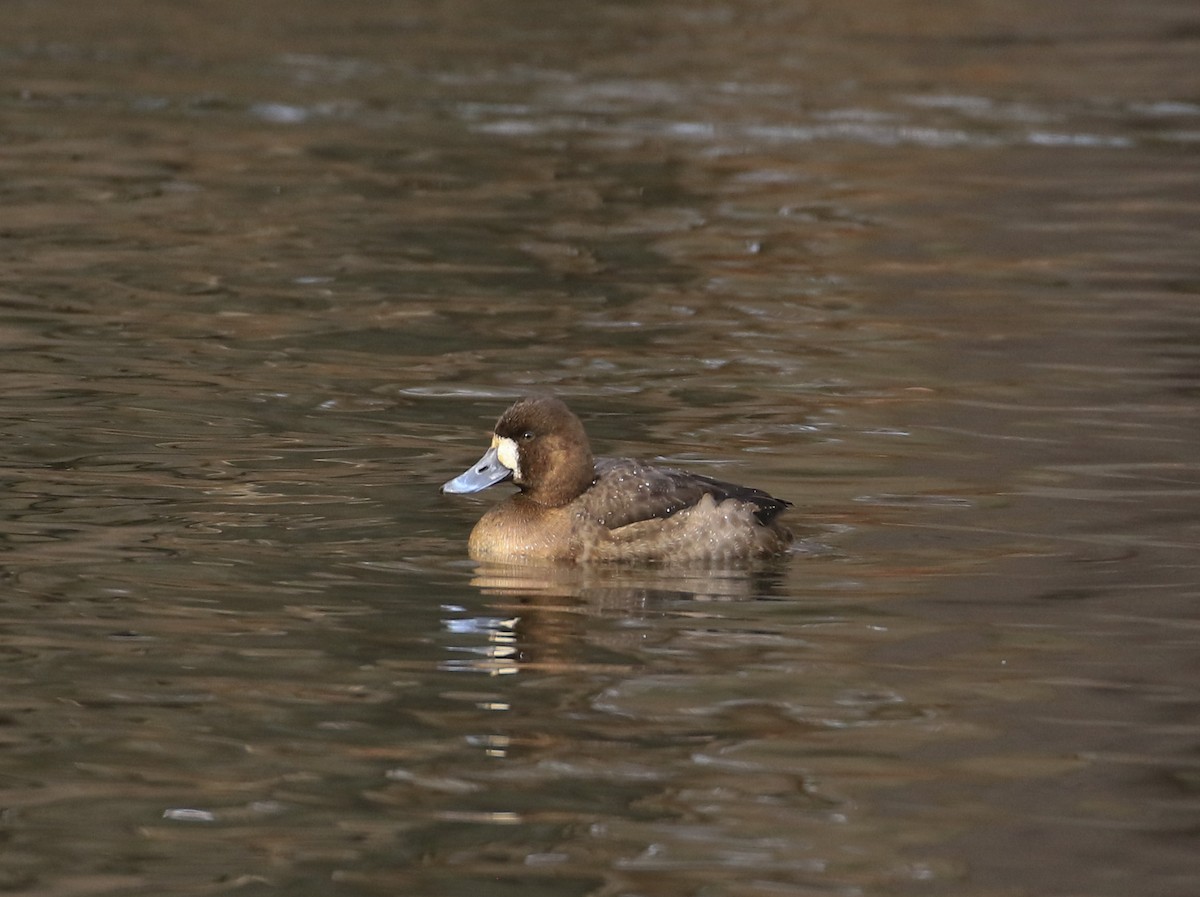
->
[441,396,793,563]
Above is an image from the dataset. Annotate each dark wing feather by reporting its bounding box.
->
[586,457,791,530]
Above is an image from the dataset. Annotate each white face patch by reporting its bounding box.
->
[493,435,523,482]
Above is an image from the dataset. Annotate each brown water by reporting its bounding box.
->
[2,1,1199,895]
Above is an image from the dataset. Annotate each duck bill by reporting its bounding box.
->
[441,445,513,494]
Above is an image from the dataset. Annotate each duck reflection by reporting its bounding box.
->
[440,559,792,678]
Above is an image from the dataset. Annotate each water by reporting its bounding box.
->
[2,1,1198,894]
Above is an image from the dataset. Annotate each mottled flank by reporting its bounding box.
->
[588,457,791,529]
[443,396,793,564]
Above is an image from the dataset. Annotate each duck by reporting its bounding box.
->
[441,396,793,564]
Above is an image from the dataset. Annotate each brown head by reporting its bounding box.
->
[440,395,596,507]
[492,396,595,507]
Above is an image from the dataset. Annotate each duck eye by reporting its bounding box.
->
[520,430,535,442]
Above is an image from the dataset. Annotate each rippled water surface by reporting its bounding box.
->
[3,1,1199,895]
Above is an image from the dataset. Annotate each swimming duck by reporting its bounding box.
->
[441,396,793,563]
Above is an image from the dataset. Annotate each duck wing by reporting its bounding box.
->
[586,457,791,530]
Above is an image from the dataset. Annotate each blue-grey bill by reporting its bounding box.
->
[441,445,513,494]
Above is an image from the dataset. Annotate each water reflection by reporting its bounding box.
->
[468,555,1075,894]
[415,556,945,895]
[441,561,795,677]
